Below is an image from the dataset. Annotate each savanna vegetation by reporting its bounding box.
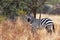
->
[0,0,60,40]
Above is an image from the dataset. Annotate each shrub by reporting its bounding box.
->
[0,15,6,22]
[17,9,27,16]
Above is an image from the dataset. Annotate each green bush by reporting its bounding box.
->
[17,9,27,16]
[0,16,6,22]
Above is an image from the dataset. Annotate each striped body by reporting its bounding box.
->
[25,14,55,35]
[31,18,55,34]
[31,18,53,29]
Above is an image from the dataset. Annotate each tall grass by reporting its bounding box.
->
[0,14,60,40]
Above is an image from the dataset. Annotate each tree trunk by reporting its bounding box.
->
[39,13,41,19]
[32,7,37,18]
[33,10,36,18]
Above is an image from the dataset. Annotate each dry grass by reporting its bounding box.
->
[0,14,60,40]
[41,14,60,40]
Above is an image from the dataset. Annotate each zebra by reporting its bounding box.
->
[25,13,55,35]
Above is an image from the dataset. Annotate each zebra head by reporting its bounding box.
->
[25,13,34,23]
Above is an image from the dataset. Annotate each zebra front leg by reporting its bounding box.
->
[31,27,37,37]
[31,27,35,37]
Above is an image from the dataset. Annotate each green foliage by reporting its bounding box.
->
[46,0,60,4]
[17,9,27,15]
[0,0,47,18]
[0,0,60,19]
[0,0,18,18]
[0,16,6,22]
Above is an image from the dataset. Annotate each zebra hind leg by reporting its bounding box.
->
[52,24,55,33]
[45,25,53,35]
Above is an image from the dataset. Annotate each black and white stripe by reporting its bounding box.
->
[25,14,55,35]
